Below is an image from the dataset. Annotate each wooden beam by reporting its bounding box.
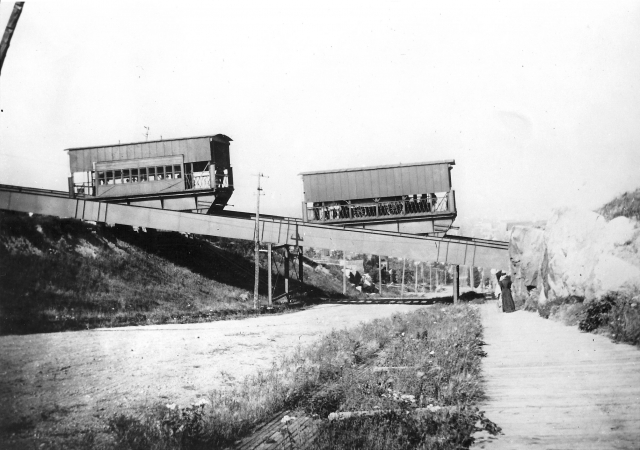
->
[453,264,460,304]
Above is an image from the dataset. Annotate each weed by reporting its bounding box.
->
[579,294,615,332]
[608,290,640,346]
[104,305,497,449]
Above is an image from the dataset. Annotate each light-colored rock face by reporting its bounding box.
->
[538,207,640,303]
[509,225,545,302]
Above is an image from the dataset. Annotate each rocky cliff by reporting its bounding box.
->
[509,202,640,306]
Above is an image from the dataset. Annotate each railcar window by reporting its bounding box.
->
[130,168,138,183]
[106,171,114,184]
[140,167,147,182]
[148,167,156,181]
[165,166,173,180]
[174,165,182,179]
[114,170,123,184]
[123,169,130,183]
[97,171,105,185]
[193,161,209,172]
[157,166,164,181]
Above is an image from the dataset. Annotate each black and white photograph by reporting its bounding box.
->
[1,1,639,448]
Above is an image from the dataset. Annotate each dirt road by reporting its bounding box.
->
[0,303,422,448]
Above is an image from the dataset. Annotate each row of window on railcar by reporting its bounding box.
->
[96,164,183,185]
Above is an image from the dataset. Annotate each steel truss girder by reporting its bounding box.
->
[0,190,508,268]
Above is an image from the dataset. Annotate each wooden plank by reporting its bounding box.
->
[392,167,404,196]
[408,165,420,194]
[322,173,334,203]
[399,166,413,194]
[330,172,342,201]
[433,164,450,192]
[125,144,135,160]
[366,169,379,198]
[353,170,366,199]
[472,304,640,449]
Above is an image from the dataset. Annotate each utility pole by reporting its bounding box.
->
[401,258,406,299]
[253,173,267,310]
[378,255,382,296]
[0,2,25,76]
[453,265,460,304]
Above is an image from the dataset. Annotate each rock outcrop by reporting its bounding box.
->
[510,207,640,305]
[509,225,545,303]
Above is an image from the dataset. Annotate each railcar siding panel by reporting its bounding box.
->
[373,170,383,198]
[378,168,389,197]
[69,152,77,173]
[432,165,442,192]
[347,172,357,200]
[336,173,346,200]
[362,170,374,199]
[400,166,412,194]
[308,175,320,203]
[393,167,404,195]
[97,147,106,164]
[354,170,366,199]
[303,176,312,202]
[322,173,334,201]
[169,140,178,157]
[408,166,420,193]
[338,172,349,201]
[424,165,435,193]
[185,140,196,163]
[336,172,347,201]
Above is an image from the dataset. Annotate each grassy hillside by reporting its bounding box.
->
[0,210,359,335]
[598,187,640,221]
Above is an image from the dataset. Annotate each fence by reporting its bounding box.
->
[305,194,450,223]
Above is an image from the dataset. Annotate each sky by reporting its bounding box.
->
[1,0,639,228]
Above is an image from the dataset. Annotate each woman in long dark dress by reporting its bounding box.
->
[500,275,516,313]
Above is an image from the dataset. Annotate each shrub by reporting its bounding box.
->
[578,294,616,332]
[523,288,539,312]
[608,291,640,346]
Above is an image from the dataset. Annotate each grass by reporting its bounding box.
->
[597,187,640,221]
[0,210,360,335]
[106,304,498,449]
[528,288,640,347]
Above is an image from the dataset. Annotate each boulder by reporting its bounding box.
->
[538,207,640,303]
[509,225,545,303]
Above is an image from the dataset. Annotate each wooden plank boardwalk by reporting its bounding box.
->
[473,302,640,449]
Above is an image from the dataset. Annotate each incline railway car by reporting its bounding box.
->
[66,134,233,214]
[300,160,457,235]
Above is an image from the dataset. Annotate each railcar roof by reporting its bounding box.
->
[299,159,455,176]
[65,134,232,152]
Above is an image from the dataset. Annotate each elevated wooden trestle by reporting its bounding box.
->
[0,184,509,303]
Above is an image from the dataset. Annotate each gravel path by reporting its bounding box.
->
[0,303,422,448]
